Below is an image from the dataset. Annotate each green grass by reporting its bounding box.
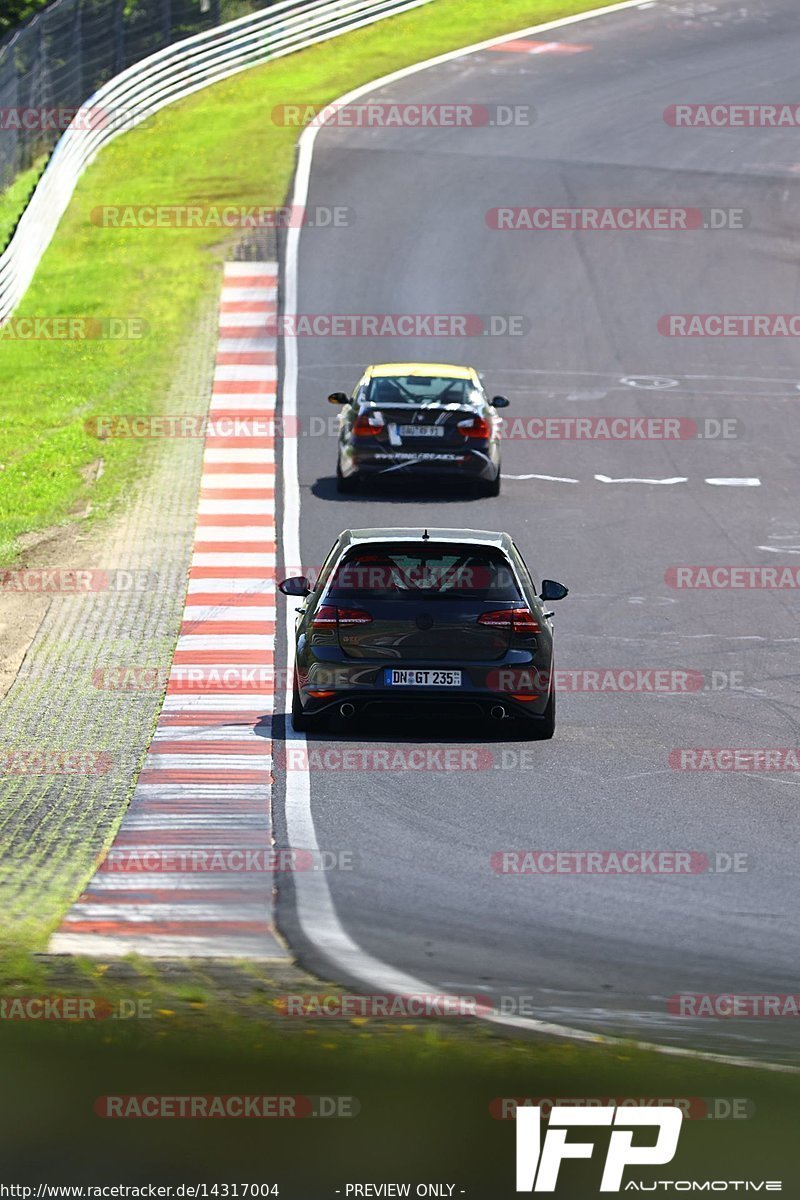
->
[0,155,46,250]
[0,988,798,1185]
[0,0,609,563]
[1,937,798,1185]
[0,955,795,1179]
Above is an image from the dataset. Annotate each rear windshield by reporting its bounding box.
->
[366,376,480,406]
[325,544,523,602]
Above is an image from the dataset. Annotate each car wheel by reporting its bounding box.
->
[336,462,359,494]
[291,677,324,733]
[480,472,501,498]
[521,687,555,740]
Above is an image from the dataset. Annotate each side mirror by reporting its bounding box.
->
[490,395,510,408]
[540,579,568,602]
[328,391,349,405]
[278,576,312,597]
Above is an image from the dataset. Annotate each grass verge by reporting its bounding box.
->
[0,155,46,251]
[0,955,797,1185]
[0,0,613,563]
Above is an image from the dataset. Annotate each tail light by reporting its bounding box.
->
[457,415,491,440]
[478,607,540,635]
[337,608,373,626]
[312,605,372,628]
[353,409,385,437]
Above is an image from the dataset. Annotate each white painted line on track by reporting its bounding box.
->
[503,473,579,482]
[278,0,797,1072]
[595,474,688,485]
[706,477,761,486]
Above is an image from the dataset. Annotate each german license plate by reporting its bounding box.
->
[398,424,444,438]
[385,669,462,687]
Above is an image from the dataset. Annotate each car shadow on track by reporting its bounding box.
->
[311,476,490,504]
[267,712,540,745]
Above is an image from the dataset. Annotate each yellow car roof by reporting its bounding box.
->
[365,362,478,381]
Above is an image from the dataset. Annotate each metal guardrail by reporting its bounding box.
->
[0,0,433,320]
[0,0,232,191]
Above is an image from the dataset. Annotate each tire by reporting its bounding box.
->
[534,691,554,734]
[480,472,501,498]
[291,678,324,733]
[521,687,555,740]
[336,461,359,493]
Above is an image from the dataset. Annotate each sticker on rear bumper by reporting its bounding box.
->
[372,452,463,461]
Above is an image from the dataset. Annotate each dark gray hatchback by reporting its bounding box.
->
[279,528,568,737]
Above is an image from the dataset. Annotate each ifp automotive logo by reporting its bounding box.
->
[515,1104,683,1192]
[514,1105,782,1192]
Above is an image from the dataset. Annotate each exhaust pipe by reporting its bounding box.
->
[339,702,356,718]
[490,704,507,720]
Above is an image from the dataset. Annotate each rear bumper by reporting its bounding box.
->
[297,662,552,720]
[340,445,499,482]
[301,690,547,721]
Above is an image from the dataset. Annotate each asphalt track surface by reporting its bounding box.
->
[274,0,800,1062]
